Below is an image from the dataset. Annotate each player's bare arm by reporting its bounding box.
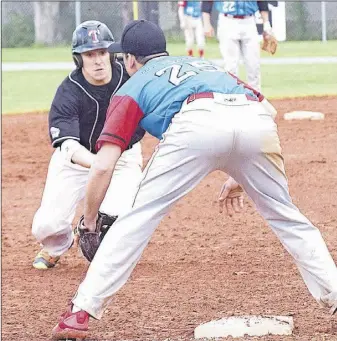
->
[201,1,214,37]
[84,143,122,230]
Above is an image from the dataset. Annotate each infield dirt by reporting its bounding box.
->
[2,96,337,341]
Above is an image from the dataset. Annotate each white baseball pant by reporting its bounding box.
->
[73,95,337,318]
[32,142,143,257]
[183,15,205,51]
[217,15,261,91]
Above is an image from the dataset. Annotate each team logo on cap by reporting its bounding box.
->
[88,29,100,43]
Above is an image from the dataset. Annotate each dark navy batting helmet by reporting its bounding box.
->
[72,20,115,68]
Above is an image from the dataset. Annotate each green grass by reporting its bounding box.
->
[2,70,69,114]
[2,46,73,63]
[2,40,337,114]
[3,64,336,114]
[3,40,337,62]
[169,39,337,59]
[259,64,337,98]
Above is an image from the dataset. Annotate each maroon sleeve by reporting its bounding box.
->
[96,95,144,153]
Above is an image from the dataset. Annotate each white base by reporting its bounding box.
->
[283,111,324,120]
[194,315,294,339]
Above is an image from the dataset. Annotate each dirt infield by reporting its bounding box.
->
[2,96,337,341]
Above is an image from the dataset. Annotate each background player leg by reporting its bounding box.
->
[195,17,205,58]
[184,17,195,56]
[217,16,241,76]
[241,17,261,91]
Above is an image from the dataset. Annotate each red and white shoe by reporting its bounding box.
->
[52,305,89,340]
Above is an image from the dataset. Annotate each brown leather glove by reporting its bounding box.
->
[74,212,117,262]
[261,32,278,55]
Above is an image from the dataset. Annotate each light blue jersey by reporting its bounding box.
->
[184,1,202,18]
[100,56,262,151]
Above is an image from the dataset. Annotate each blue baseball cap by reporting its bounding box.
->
[108,20,167,56]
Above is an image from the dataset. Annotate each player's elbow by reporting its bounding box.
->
[91,158,115,175]
[92,143,122,174]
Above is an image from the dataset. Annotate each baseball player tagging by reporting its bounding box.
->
[52,20,337,340]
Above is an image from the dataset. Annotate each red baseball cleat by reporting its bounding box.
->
[52,305,89,340]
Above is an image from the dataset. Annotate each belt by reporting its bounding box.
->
[186,92,259,104]
[223,14,253,19]
[187,92,214,104]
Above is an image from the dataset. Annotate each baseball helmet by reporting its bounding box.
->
[72,20,115,68]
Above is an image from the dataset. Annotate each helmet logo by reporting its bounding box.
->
[88,29,100,43]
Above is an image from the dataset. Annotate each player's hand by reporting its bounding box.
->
[218,177,244,216]
[204,23,214,37]
[180,21,186,30]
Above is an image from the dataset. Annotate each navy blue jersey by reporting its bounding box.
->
[49,59,145,153]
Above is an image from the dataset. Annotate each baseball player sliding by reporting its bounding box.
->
[178,1,205,58]
[31,20,145,270]
[52,20,337,341]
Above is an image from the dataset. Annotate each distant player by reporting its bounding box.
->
[178,1,205,58]
[52,20,337,340]
[202,1,274,91]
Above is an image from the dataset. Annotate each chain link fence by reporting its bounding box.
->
[2,1,337,48]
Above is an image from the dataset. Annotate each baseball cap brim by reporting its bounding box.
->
[108,42,124,53]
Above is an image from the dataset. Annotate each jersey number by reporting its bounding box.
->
[155,65,197,86]
[155,61,223,86]
[222,1,235,12]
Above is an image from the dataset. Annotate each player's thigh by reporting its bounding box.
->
[241,35,260,65]
[226,112,290,216]
[32,149,89,237]
[100,143,143,215]
[37,148,88,218]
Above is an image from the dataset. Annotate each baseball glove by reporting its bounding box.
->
[74,212,118,262]
[261,32,278,55]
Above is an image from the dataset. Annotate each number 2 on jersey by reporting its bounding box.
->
[155,65,197,86]
[222,1,235,12]
[155,61,223,86]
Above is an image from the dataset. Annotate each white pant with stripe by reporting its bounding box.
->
[73,95,337,318]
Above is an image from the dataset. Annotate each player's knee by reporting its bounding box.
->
[32,210,64,241]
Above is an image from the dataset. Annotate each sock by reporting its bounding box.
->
[199,49,204,58]
[187,49,193,56]
[72,304,82,313]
